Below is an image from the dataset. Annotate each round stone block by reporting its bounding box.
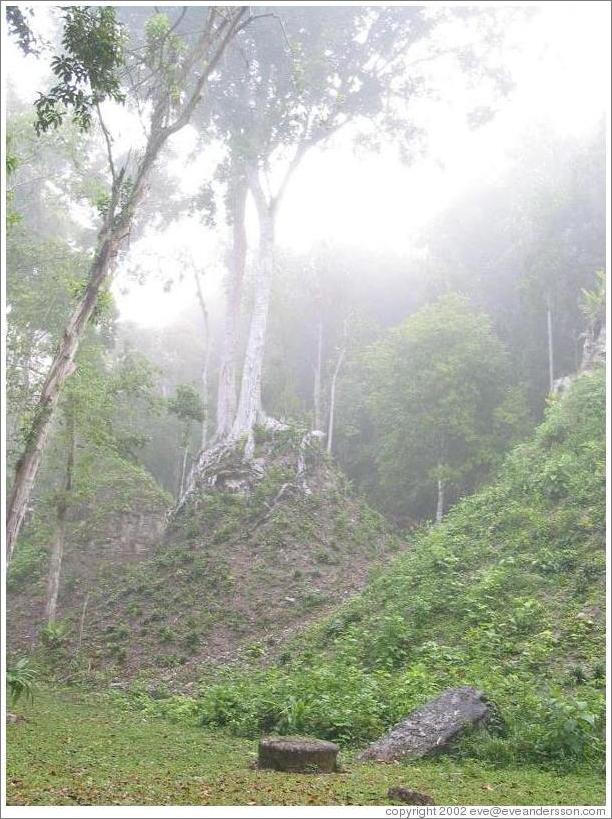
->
[258,736,339,773]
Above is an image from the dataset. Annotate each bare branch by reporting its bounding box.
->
[95,102,117,185]
[272,141,309,213]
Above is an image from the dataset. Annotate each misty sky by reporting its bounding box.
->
[4,2,610,328]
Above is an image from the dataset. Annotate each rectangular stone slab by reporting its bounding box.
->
[359,686,492,762]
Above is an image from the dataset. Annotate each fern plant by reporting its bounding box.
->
[7,657,37,704]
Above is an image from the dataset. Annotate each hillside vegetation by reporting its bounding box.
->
[136,369,606,768]
[9,429,399,677]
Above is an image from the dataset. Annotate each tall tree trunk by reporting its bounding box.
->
[435,476,445,524]
[226,143,313,455]
[45,413,75,624]
[194,271,211,450]
[326,347,346,455]
[231,173,276,448]
[7,232,119,563]
[313,319,323,430]
[546,297,554,392]
[5,6,247,562]
[216,171,248,439]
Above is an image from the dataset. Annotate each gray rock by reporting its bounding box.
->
[359,686,494,762]
[552,374,574,396]
[388,786,435,805]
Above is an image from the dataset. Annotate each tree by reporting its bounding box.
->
[44,406,75,624]
[40,342,163,624]
[5,6,39,55]
[6,5,249,561]
[263,243,428,459]
[168,385,204,498]
[367,294,516,522]
[326,342,346,457]
[579,270,606,372]
[215,166,248,438]
[193,5,435,456]
[114,311,213,495]
[422,124,606,410]
[521,139,606,392]
[193,270,212,450]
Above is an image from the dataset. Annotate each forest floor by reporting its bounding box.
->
[5,688,605,807]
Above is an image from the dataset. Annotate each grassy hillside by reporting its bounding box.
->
[145,368,606,767]
[6,688,604,806]
[9,428,399,678]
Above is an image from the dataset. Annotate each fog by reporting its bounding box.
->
[5,4,608,329]
[117,1,609,327]
[4,2,608,531]
[3,7,609,799]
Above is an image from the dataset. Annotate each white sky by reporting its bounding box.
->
[4,2,610,328]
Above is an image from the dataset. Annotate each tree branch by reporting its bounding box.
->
[271,141,309,214]
[95,102,116,185]
[165,7,248,138]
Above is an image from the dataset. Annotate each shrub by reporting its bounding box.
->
[533,696,604,762]
[7,542,47,591]
[40,621,69,649]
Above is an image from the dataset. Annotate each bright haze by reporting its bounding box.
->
[5,2,609,328]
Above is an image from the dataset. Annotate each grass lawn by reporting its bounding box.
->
[5,688,605,807]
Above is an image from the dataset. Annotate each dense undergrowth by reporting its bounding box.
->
[7,688,604,806]
[125,369,606,769]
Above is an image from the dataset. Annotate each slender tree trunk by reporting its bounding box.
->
[75,590,90,657]
[178,431,190,499]
[313,319,323,430]
[194,271,211,450]
[216,171,248,439]
[326,347,346,455]
[45,517,65,624]
[45,510,67,625]
[45,413,75,624]
[435,476,445,524]
[546,297,554,392]
[5,6,247,562]
[231,173,276,447]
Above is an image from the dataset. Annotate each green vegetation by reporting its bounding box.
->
[7,541,48,592]
[6,689,604,806]
[143,370,605,769]
[34,7,125,134]
[7,657,37,705]
[5,4,606,809]
[366,293,528,519]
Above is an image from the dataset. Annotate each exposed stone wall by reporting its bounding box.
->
[553,317,605,396]
[69,500,167,557]
[580,318,606,373]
